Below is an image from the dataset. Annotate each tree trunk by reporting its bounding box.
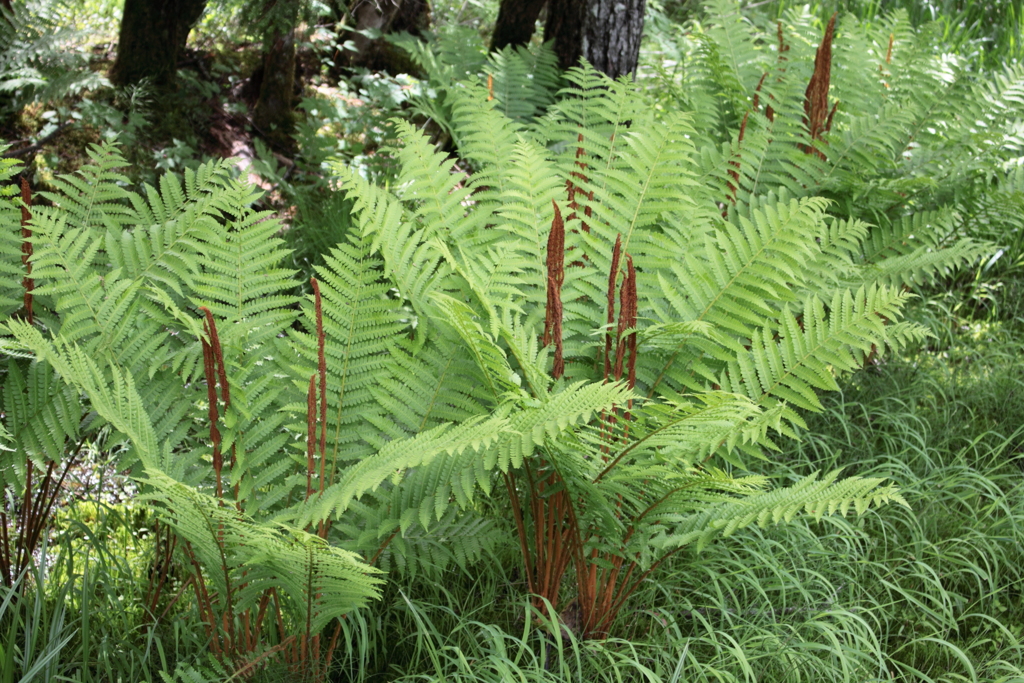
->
[110,0,206,88]
[338,0,431,74]
[253,28,297,150]
[544,0,646,78]
[544,0,584,71]
[491,0,547,52]
[582,0,647,79]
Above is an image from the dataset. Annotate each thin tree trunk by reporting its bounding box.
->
[253,28,297,149]
[491,0,547,52]
[110,0,206,88]
[544,0,584,72]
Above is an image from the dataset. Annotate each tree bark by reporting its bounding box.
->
[544,0,647,78]
[253,28,297,149]
[582,0,646,79]
[110,0,207,88]
[544,0,584,71]
[490,0,547,52]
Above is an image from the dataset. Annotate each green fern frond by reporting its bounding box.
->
[447,82,526,200]
[296,413,512,527]
[429,293,521,402]
[0,359,80,487]
[145,471,382,632]
[485,44,559,122]
[337,502,501,577]
[9,322,161,466]
[37,142,133,232]
[288,230,408,466]
[370,336,495,437]
[717,285,925,420]
[658,469,908,553]
[539,62,648,174]
[392,119,478,245]
[492,139,565,258]
[703,0,770,99]
[0,153,23,318]
[192,193,298,342]
[107,158,239,298]
[334,161,444,312]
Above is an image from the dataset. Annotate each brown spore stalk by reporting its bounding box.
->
[802,13,838,158]
[543,200,565,379]
[200,307,227,498]
[603,235,623,381]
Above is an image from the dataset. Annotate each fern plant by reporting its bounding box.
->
[0,147,389,679]
[659,1,1022,280]
[291,58,970,636]
[0,2,108,126]
[0,6,1005,656]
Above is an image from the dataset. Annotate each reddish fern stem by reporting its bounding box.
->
[623,257,638,430]
[603,235,623,382]
[752,73,768,113]
[765,21,790,122]
[201,307,233,499]
[311,278,327,488]
[726,110,750,207]
[306,375,316,501]
[825,101,839,134]
[776,20,791,62]
[19,177,33,325]
[566,132,594,234]
[599,237,625,452]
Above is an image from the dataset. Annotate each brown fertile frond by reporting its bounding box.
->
[776,21,789,61]
[802,13,837,158]
[200,307,230,408]
[623,257,637,391]
[200,312,223,498]
[886,33,894,64]
[19,177,33,324]
[825,101,838,133]
[604,234,623,382]
[612,254,637,384]
[544,200,566,378]
[547,279,564,379]
[566,133,594,233]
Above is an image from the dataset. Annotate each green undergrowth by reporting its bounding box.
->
[24,247,1020,683]
[308,304,1024,683]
